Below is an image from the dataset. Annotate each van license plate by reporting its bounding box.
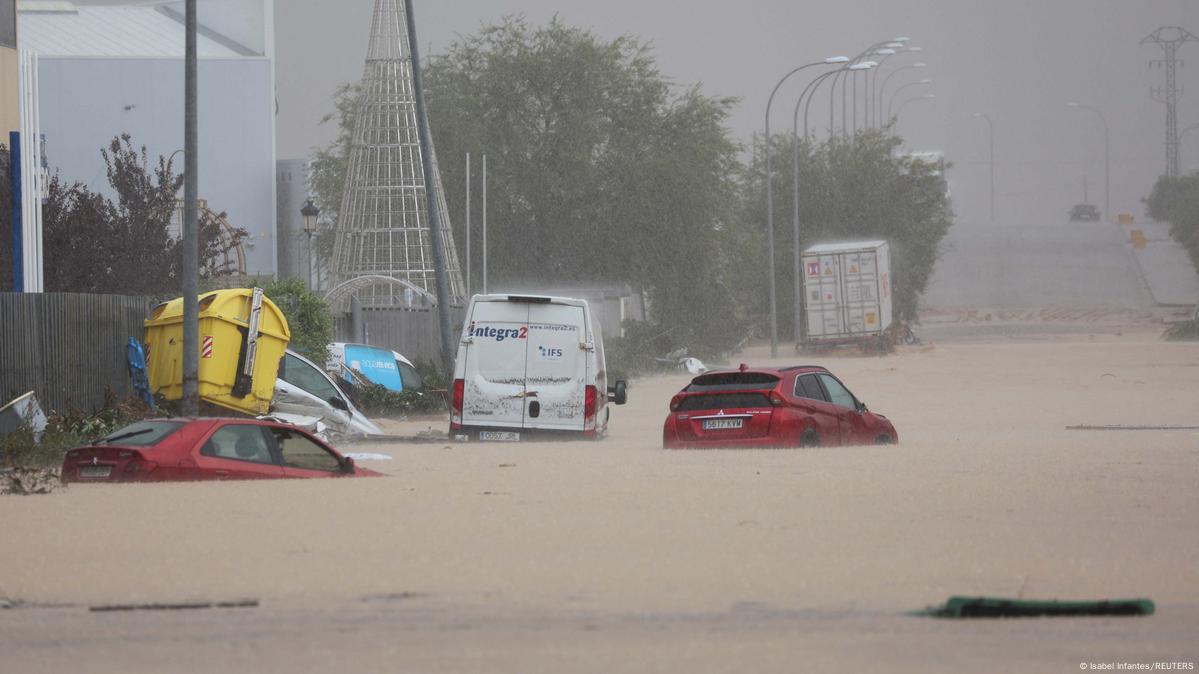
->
[702,418,743,430]
[480,431,520,442]
[79,465,112,478]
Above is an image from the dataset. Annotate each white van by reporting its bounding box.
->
[450,294,627,441]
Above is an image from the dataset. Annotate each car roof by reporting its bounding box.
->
[695,364,830,378]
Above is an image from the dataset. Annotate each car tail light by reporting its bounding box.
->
[450,378,464,427]
[123,456,158,478]
[669,394,683,412]
[584,385,597,433]
[769,391,786,407]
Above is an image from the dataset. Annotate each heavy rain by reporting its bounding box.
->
[1,0,1197,672]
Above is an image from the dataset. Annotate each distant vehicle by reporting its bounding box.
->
[450,294,627,441]
[327,342,422,393]
[662,365,897,449]
[60,418,381,483]
[1069,203,1101,221]
[274,349,382,437]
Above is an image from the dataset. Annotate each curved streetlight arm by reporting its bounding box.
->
[886,79,932,120]
[894,94,934,116]
[878,64,921,119]
[799,68,843,137]
[829,40,892,135]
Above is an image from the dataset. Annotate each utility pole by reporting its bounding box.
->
[182,0,199,416]
[1142,26,1197,177]
[465,153,470,297]
[404,0,456,377]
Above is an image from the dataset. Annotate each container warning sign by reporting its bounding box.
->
[201,335,213,359]
[866,312,876,325]
[807,262,820,276]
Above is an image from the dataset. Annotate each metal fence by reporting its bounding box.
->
[333,307,465,365]
[0,293,153,413]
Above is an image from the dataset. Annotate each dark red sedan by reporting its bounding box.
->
[61,418,382,483]
[662,364,897,449]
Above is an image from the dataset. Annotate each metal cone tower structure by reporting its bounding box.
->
[330,0,464,307]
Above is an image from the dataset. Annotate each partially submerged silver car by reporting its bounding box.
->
[273,349,382,437]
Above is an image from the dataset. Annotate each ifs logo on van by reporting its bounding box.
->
[468,322,528,342]
[537,345,564,360]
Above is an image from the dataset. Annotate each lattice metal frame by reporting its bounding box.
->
[331,0,464,307]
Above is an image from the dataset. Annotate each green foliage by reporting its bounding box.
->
[1163,318,1199,341]
[1145,173,1199,274]
[313,16,746,356]
[0,136,247,294]
[351,359,447,417]
[0,395,153,468]
[263,278,334,363]
[733,129,954,334]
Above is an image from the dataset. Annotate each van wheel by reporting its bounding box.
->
[875,434,894,445]
[800,429,820,448]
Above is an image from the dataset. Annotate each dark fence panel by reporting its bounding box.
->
[334,307,465,365]
[0,293,153,413]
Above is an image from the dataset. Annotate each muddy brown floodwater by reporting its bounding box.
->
[2,331,1197,672]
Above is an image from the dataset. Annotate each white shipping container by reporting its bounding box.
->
[802,240,893,341]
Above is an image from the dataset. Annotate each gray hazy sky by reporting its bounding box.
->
[276,0,1197,224]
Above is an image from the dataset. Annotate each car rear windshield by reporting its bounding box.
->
[677,392,772,411]
[685,372,779,392]
[97,421,186,447]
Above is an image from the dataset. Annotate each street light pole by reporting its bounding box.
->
[973,113,995,222]
[789,58,849,345]
[182,0,199,416]
[765,58,846,358]
[301,199,320,289]
[1067,102,1110,222]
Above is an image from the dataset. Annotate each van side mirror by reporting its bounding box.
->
[341,456,356,474]
[609,380,628,405]
[329,396,349,411]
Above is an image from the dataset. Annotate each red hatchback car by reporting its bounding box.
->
[662,365,897,449]
[61,418,382,483]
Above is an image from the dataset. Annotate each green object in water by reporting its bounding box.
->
[921,596,1155,618]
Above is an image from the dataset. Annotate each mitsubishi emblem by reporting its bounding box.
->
[717,409,725,416]
[92,456,98,466]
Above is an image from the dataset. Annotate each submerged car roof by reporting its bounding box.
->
[695,364,830,378]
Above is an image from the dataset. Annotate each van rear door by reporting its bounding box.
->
[461,300,529,428]
[524,302,588,431]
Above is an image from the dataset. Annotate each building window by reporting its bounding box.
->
[0,0,15,49]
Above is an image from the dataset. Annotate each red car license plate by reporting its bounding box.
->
[702,418,743,430]
[79,465,112,478]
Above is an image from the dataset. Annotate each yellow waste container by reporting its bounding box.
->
[144,288,291,415]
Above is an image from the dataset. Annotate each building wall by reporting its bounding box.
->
[0,48,15,139]
[0,0,16,137]
[36,57,277,275]
[276,157,310,282]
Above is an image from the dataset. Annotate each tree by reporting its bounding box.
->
[262,277,333,362]
[1145,173,1199,274]
[312,16,746,355]
[3,135,247,295]
[734,129,954,333]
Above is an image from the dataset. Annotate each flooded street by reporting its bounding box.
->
[2,330,1197,672]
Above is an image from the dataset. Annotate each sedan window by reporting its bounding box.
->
[794,374,828,401]
[817,374,857,409]
[271,428,341,472]
[281,353,341,402]
[201,425,275,464]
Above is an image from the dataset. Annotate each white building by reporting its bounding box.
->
[17,0,278,276]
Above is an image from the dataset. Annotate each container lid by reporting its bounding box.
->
[144,288,291,340]
[803,240,889,254]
